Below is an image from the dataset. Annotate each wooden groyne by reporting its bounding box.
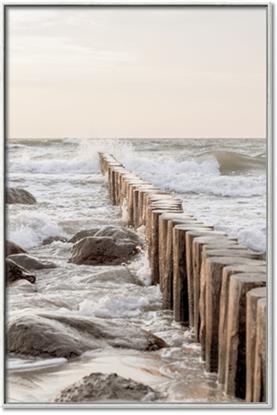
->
[98,152,267,403]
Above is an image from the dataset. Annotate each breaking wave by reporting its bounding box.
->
[199,151,266,174]
[7,210,66,249]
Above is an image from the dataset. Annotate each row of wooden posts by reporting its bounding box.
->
[98,152,267,404]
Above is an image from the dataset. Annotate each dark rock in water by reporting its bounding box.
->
[8,254,57,270]
[6,187,36,204]
[69,225,141,245]
[69,226,142,265]
[6,241,27,256]
[7,313,167,358]
[6,258,36,285]
[42,236,68,245]
[54,372,159,403]
[70,236,139,265]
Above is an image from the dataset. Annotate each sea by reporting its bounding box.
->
[6,137,266,404]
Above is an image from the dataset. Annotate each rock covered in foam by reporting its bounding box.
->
[7,313,167,358]
[6,258,36,285]
[70,236,139,266]
[6,187,37,204]
[6,241,27,256]
[54,372,159,403]
[8,253,57,270]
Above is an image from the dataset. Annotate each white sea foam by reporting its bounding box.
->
[7,138,266,253]
[7,210,65,249]
[66,139,266,198]
[237,229,266,253]
[121,155,265,198]
[128,252,152,286]
[80,296,150,318]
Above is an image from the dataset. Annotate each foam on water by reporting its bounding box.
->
[7,137,266,252]
[237,229,266,253]
[7,209,66,249]
[128,252,152,286]
[8,357,68,372]
[80,296,150,318]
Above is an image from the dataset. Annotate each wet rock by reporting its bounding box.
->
[69,228,102,244]
[80,266,142,286]
[69,225,140,245]
[8,254,57,270]
[42,236,68,245]
[54,372,159,403]
[7,313,167,358]
[94,225,141,244]
[6,187,36,204]
[6,241,27,256]
[70,236,139,266]
[6,258,36,285]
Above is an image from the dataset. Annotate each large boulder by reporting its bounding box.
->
[6,241,26,256]
[6,187,36,204]
[8,254,57,271]
[69,225,141,245]
[6,258,36,285]
[54,373,159,403]
[7,313,167,358]
[70,236,139,265]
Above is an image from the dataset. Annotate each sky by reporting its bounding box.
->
[7,6,267,139]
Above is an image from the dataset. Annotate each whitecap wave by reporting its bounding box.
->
[122,156,265,197]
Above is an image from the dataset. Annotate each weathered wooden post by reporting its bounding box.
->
[202,253,264,371]
[149,208,183,284]
[158,213,193,299]
[132,184,154,228]
[172,223,213,324]
[192,235,238,342]
[253,298,267,403]
[246,287,267,402]
[126,179,146,226]
[218,265,266,385]
[224,273,266,399]
[185,229,227,329]
[146,197,184,285]
[163,216,200,309]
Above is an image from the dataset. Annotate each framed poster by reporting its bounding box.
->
[3,1,272,408]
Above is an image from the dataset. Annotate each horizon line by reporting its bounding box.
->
[8,136,267,140]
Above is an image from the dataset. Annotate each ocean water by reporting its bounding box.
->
[6,137,266,404]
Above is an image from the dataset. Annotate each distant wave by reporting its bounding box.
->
[197,151,266,175]
[8,144,28,149]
